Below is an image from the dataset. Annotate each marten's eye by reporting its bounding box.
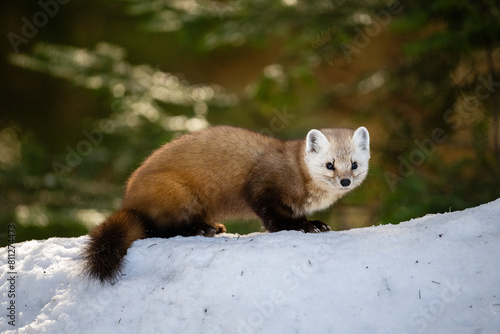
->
[326,162,335,170]
[352,162,358,170]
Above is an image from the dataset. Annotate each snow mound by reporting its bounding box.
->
[2,199,500,333]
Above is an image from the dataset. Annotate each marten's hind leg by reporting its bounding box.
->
[125,178,226,238]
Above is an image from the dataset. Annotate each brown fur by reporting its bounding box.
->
[124,127,310,224]
[83,126,337,283]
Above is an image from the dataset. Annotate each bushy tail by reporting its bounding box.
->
[82,209,146,284]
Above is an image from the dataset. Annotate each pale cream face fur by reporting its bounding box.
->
[303,127,370,210]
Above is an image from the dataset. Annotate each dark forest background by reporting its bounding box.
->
[1,0,499,245]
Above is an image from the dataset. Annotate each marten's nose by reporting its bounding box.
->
[340,179,351,187]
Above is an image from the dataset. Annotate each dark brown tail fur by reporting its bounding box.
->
[82,210,146,284]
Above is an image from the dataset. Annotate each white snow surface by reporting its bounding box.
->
[1,199,500,334]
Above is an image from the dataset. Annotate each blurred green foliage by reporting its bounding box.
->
[1,0,499,245]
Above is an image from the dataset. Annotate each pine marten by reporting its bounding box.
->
[83,125,370,283]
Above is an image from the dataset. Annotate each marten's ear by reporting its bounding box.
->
[352,127,370,152]
[306,129,329,154]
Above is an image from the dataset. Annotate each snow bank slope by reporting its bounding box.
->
[1,199,500,334]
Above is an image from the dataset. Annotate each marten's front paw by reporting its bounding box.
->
[305,220,330,233]
[300,220,330,233]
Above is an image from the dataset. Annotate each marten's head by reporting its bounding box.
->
[304,127,370,192]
